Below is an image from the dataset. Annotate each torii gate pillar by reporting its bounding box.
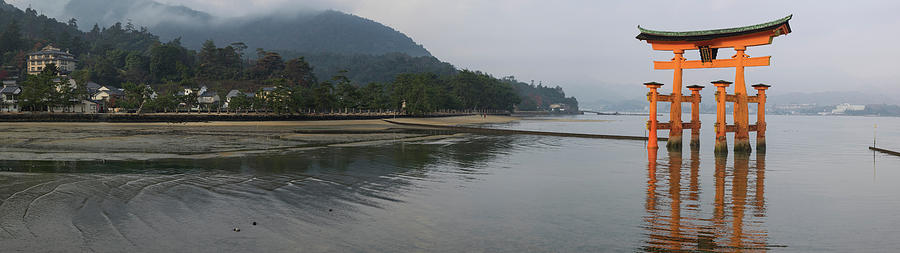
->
[753,84,771,152]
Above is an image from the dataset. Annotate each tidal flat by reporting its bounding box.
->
[0,115,518,161]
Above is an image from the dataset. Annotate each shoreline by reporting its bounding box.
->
[0,115,519,162]
[0,112,510,123]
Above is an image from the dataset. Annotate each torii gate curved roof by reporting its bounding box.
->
[636,15,792,42]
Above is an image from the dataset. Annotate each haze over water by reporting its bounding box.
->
[1,115,900,252]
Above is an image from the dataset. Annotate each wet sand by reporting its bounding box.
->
[0,115,517,161]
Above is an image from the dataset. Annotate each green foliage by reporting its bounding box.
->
[228,93,254,112]
[249,49,284,80]
[333,72,361,109]
[149,39,194,83]
[120,82,153,112]
[279,51,457,85]
[19,64,76,111]
[0,21,23,54]
[283,57,317,87]
[196,40,241,80]
[503,76,579,111]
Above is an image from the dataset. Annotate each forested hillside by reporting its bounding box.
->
[0,0,576,114]
[503,77,579,111]
[279,51,457,85]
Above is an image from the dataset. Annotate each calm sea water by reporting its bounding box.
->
[1,114,900,252]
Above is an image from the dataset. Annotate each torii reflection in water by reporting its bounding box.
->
[642,150,769,252]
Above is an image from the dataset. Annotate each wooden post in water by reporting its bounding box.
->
[732,47,752,154]
[687,85,705,149]
[712,80,732,155]
[645,82,664,149]
[667,50,686,151]
[752,84,770,152]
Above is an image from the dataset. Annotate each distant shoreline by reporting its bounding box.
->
[0,112,511,123]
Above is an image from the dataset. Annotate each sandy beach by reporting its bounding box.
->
[0,115,518,161]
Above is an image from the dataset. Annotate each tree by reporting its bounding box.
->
[123,52,150,84]
[390,73,447,115]
[149,39,193,83]
[196,40,241,80]
[283,57,316,87]
[20,64,65,112]
[312,81,335,112]
[0,21,23,54]
[333,72,360,110]
[228,93,254,113]
[250,50,284,80]
[67,18,78,29]
[360,82,389,109]
[230,42,248,71]
[122,82,153,113]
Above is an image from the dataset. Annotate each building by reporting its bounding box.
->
[224,89,254,108]
[831,103,865,114]
[85,82,102,94]
[26,45,77,76]
[0,85,21,112]
[92,86,125,101]
[198,91,220,105]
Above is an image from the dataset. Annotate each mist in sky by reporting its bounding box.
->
[10,0,900,103]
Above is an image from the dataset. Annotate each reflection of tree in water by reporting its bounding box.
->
[642,151,768,252]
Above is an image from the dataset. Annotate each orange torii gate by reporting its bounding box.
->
[637,15,792,154]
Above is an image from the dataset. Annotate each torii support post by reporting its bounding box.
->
[732,47,751,154]
[753,84,771,152]
[667,50,686,151]
[645,82,664,149]
[687,85,705,149]
[712,80,732,155]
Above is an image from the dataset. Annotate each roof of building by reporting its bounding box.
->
[261,87,276,92]
[26,45,76,57]
[104,89,125,96]
[86,82,102,90]
[0,85,21,95]
[199,91,219,98]
[636,15,792,42]
[226,89,243,98]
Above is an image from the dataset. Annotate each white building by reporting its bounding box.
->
[0,85,21,112]
[831,103,865,114]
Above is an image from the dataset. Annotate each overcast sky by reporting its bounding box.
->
[12,0,900,103]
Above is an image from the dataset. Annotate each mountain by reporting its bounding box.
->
[48,0,430,57]
[152,10,431,57]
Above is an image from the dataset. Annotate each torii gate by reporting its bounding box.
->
[637,15,792,154]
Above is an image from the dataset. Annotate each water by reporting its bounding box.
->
[1,115,900,252]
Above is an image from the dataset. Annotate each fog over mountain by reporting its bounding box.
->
[12,0,431,57]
